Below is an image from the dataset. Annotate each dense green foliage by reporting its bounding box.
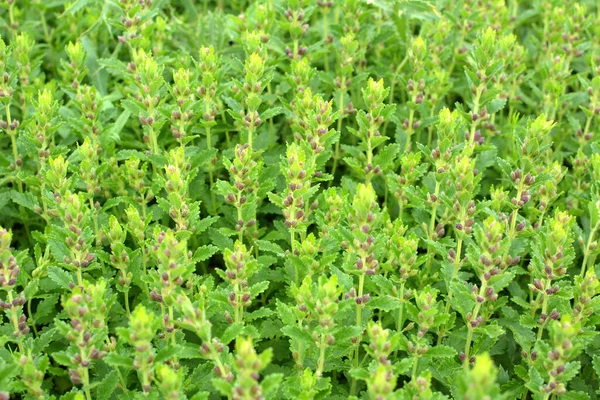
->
[1,0,600,399]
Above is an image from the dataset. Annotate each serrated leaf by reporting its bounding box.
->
[47,266,73,290]
[424,345,457,358]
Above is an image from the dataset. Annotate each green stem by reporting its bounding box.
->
[124,286,131,316]
[8,291,24,353]
[397,282,405,333]
[350,271,366,396]
[536,290,548,341]
[27,297,38,336]
[468,86,483,145]
[323,10,330,72]
[438,238,462,345]
[411,355,420,383]
[291,230,298,284]
[316,333,327,377]
[404,108,415,153]
[464,281,487,370]
[330,87,345,182]
[581,222,599,277]
[206,126,217,215]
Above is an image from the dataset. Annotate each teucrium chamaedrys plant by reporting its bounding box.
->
[1,1,600,399]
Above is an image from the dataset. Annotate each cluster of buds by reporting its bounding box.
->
[290,277,314,370]
[125,305,158,393]
[106,216,132,290]
[319,188,344,237]
[282,5,309,59]
[534,211,574,282]
[221,241,258,324]
[509,169,534,208]
[313,275,340,376]
[156,364,183,399]
[534,162,566,227]
[365,322,397,400]
[530,211,574,332]
[75,85,103,141]
[387,221,418,280]
[492,34,526,120]
[336,33,358,87]
[473,218,509,280]
[576,76,600,146]
[537,316,582,396]
[353,78,392,181]
[277,143,313,234]
[178,285,233,382]
[572,270,600,325]
[61,193,95,278]
[17,352,47,399]
[228,337,272,400]
[231,52,268,148]
[462,353,502,399]
[196,45,222,119]
[389,152,423,217]
[237,14,271,56]
[451,153,479,237]
[130,48,165,154]
[153,229,192,319]
[221,143,262,240]
[295,234,327,276]
[169,67,194,141]
[78,138,101,197]
[348,184,380,276]
[116,0,154,43]
[0,227,29,339]
[122,156,153,207]
[61,41,88,92]
[164,147,194,231]
[0,38,16,101]
[9,34,32,100]
[402,36,429,152]
[58,279,109,387]
[290,88,337,169]
[542,3,586,60]
[124,205,146,247]
[570,149,590,200]
[29,88,59,162]
[415,287,439,340]
[288,58,314,94]
[464,28,507,146]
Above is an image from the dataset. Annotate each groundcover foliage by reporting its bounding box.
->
[1,0,600,398]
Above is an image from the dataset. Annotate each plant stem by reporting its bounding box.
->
[316,333,327,377]
[397,282,405,333]
[330,87,345,182]
[464,280,487,370]
[411,355,420,383]
[581,221,599,277]
[206,126,217,215]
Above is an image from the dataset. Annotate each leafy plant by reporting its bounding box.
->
[0,0,599,399]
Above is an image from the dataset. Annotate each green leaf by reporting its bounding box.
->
[155,344,185,364]
[424,345,457,358]
[192,245,219,262]
[47,266,73,290]
[95,370,119,400]
[262,373,284,395]
[11,190,39,211]
[368,295,400,311]
[104,353,134,370]
[256,240,285,257]
[250,281,269,297]
[221,323,244,345]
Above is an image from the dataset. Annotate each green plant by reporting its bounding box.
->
[1,0,600,399]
